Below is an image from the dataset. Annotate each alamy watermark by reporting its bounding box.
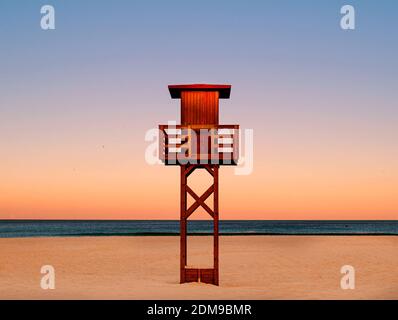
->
[340,265,355,290]
[40,265,55,290]
[340,5,355,30]
[39,4,356,31]
[40,5,55,30]
[144,122,254,175]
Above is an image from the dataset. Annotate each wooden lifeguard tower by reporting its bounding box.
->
[159,84,239,285]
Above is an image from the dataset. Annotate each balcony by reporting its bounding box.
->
[159,124,239,166]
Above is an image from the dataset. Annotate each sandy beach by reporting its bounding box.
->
[0,236,397,299]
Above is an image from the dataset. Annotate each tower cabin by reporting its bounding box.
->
[158,84,239,285]
[159,84,239,166]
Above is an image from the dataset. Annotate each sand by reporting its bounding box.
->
[0,236,397,299]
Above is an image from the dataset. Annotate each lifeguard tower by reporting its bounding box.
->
[159,84,239,285]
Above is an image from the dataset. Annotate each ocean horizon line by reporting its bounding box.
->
[0,220,397,238]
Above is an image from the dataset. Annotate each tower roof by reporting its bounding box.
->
[168,84,231,99]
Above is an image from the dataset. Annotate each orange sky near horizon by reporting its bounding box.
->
[1,84,397,220]
[1,122,397,220]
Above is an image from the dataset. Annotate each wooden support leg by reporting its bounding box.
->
[180,165,219,285]
[213,165,219,285]
[180,166,187,283]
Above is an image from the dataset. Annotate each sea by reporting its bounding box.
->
[0,220,397,238]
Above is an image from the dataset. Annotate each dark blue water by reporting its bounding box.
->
[0,220,397,238]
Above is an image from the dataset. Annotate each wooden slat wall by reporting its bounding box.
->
[181,91,219,125]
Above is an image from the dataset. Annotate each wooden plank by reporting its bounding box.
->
[200,269,216,285]
[184,268,200,283]
[204,165,214,177]
[184,165,196,178]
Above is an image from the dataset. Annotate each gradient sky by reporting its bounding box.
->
[0,0,397,220]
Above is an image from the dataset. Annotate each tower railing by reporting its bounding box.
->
[159,124,239,165]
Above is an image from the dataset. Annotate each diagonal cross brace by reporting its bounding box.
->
[185,185,214,219]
